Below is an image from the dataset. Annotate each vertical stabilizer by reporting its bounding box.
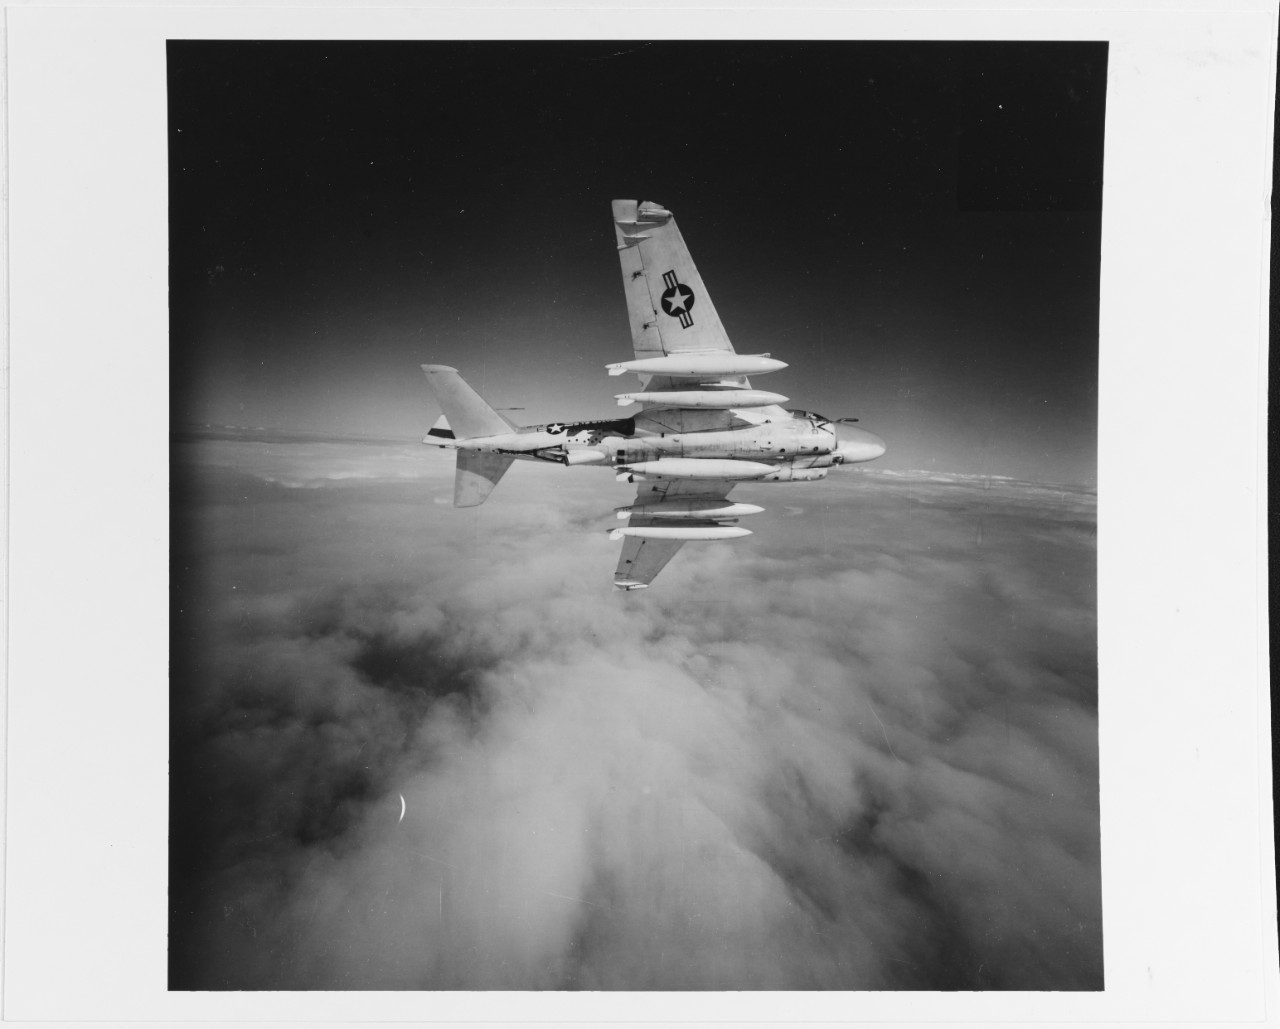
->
[421,365,515,440]
[454,451,515,507]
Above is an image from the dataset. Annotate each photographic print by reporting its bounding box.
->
[168,40,1105,990]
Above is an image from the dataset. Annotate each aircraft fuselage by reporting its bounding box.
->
[449,406,886,475]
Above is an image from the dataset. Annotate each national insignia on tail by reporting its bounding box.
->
[660,270,695,329]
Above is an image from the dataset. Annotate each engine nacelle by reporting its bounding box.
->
[760,466,830,482]
[565,448,609,465]
[789,453,837,469]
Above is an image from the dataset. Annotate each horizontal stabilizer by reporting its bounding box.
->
[455,450,515,508]
[421,365,514,440]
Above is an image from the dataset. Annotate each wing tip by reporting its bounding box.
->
[613,580,650,592]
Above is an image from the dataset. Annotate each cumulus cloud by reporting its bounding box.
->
[170,439,1100,990]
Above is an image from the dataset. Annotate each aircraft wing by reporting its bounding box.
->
[613,478,737,590]
[612,200,738,367]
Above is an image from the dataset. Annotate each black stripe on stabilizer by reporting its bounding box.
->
[427,427,457,439]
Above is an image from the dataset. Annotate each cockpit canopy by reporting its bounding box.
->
[786,409,833,428]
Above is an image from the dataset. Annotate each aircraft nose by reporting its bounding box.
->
[835,424,887,463]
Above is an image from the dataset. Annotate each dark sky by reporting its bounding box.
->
[169,41,1106,484]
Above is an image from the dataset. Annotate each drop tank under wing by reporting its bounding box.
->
[612,476,742,590]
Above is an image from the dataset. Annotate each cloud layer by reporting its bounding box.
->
[170,439,1100,990]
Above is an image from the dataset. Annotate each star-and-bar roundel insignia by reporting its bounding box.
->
[659,270,696,329]
[547,422,566,434]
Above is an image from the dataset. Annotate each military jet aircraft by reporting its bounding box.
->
[422,199,886,590]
